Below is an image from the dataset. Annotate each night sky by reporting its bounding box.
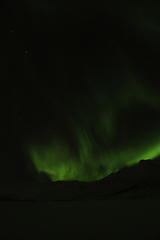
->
[1,0,160,182]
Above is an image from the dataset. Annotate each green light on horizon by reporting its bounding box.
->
[26,74,160,182]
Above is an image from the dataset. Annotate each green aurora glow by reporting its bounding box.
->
[18,1,160,182]
[26,76,160,182]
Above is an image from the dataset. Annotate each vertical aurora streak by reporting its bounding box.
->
[26,75,160,182]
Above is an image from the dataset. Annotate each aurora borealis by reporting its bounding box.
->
[1,0,160,182]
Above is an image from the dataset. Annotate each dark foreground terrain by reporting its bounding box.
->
[0,199,159,240]
[1,158,160,201]
[0,158,160,239]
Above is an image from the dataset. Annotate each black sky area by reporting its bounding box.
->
[1,0,160,183]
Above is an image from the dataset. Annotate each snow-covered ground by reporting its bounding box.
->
[0,158,160,239]
[0,199,159,240]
